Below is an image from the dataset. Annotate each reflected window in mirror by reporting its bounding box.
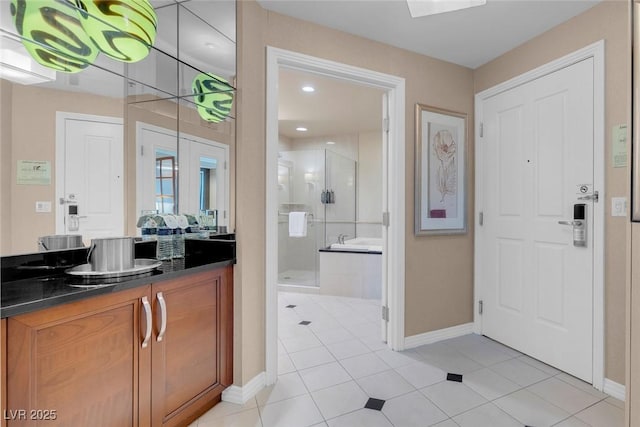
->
[155,153,176,214]
[199,157,218,211]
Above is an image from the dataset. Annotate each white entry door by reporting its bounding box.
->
[478,58,595,382]
[56,114,124,243]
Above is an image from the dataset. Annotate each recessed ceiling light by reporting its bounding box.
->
[302,85,315,93]
[296,127,308,132]
[326,141,336,145]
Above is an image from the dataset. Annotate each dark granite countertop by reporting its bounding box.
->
[1,238,236,319]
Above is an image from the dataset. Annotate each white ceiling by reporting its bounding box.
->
[279,68,384,139]
[257,0,601,69]
[271,0,603,140]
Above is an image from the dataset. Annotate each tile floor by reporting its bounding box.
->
[192,292,624,427]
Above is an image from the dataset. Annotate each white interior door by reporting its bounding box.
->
[57,114,123,243]
[479,58,595,382]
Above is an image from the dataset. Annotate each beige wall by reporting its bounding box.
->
[474,1,629,384]
[236,0,475,383]
[1,80,12,255]
[629,223,638,424]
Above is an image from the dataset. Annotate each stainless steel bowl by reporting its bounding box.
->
[38,235,84,251]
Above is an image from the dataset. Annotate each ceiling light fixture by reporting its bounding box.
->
[302,85,315,92]
[296,127,308,132]
[192,72,234,123]
[326,141,336,145]
[10,0,98,73]
[406,0,486,18]
[0,45,56,85]
[76,0,158,63]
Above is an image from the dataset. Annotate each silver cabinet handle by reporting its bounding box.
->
[141,296,152,348]
[157,292,167,342]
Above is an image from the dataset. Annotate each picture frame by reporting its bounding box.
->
[415,103,467,235]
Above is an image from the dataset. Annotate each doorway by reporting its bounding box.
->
[55,112,124,242]
[474,41,605,389]
[265,47,406,385]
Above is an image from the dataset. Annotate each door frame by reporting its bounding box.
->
[474,40,605,390]
[265,46,406,385]
[55,112,124,235]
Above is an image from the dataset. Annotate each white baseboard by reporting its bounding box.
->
[603,378,626,402]
[404,322,475,349]
[221,372,266,404]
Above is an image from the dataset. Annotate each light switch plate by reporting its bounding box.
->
[35,201,51,213]
[611,197,627,217]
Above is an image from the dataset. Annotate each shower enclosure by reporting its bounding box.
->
[278,149,356,287]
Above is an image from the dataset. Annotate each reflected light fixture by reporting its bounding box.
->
[0,46,56,84]
[296,127,308,132]
[406,0,486,17]
[75,0,157,63]
[10,0,99,73]
[302,85,315,93]
[192,72,234,123]
[326,141,336,145]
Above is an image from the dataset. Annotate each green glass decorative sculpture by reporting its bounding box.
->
[192,73,234,123]
[10,0,99,73]
[75,0,157,63]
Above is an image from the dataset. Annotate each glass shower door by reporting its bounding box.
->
[277,150,324,287]
[324,150,356,246]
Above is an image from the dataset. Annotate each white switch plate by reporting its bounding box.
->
[35,201,51,213]
[611,197,627,217]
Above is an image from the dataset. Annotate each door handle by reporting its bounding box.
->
[141,296,152,348]
[558,220,583,226]
[559,203,587,247]
[156,292,167,342]
[577,191,599,202]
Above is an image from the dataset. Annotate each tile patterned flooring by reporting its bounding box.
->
[192,292,624,427]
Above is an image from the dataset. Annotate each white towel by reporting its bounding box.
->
[289,212,307,237]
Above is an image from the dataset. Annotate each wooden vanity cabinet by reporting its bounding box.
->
[6,285,152,427]
[2,318,7,427]
[3,266,233,427]
[151,268,233,427]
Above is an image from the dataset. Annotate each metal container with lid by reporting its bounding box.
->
[87,237,135,272]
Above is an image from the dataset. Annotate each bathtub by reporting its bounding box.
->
[329,237,383,253]
[320,237,382,299]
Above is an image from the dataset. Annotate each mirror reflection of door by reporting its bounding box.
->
[199,157,217,211]
[137,122,229,226]
[56,113,124,245]
[184,139,229,225]
[155,153,177,214]
[137,122,178,217]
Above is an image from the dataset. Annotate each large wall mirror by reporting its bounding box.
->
[0,0,236,256]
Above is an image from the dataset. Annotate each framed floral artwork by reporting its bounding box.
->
[415,104,467,235]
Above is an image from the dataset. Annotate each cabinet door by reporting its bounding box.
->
[6,286,152,427]
[151,267,233,427]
